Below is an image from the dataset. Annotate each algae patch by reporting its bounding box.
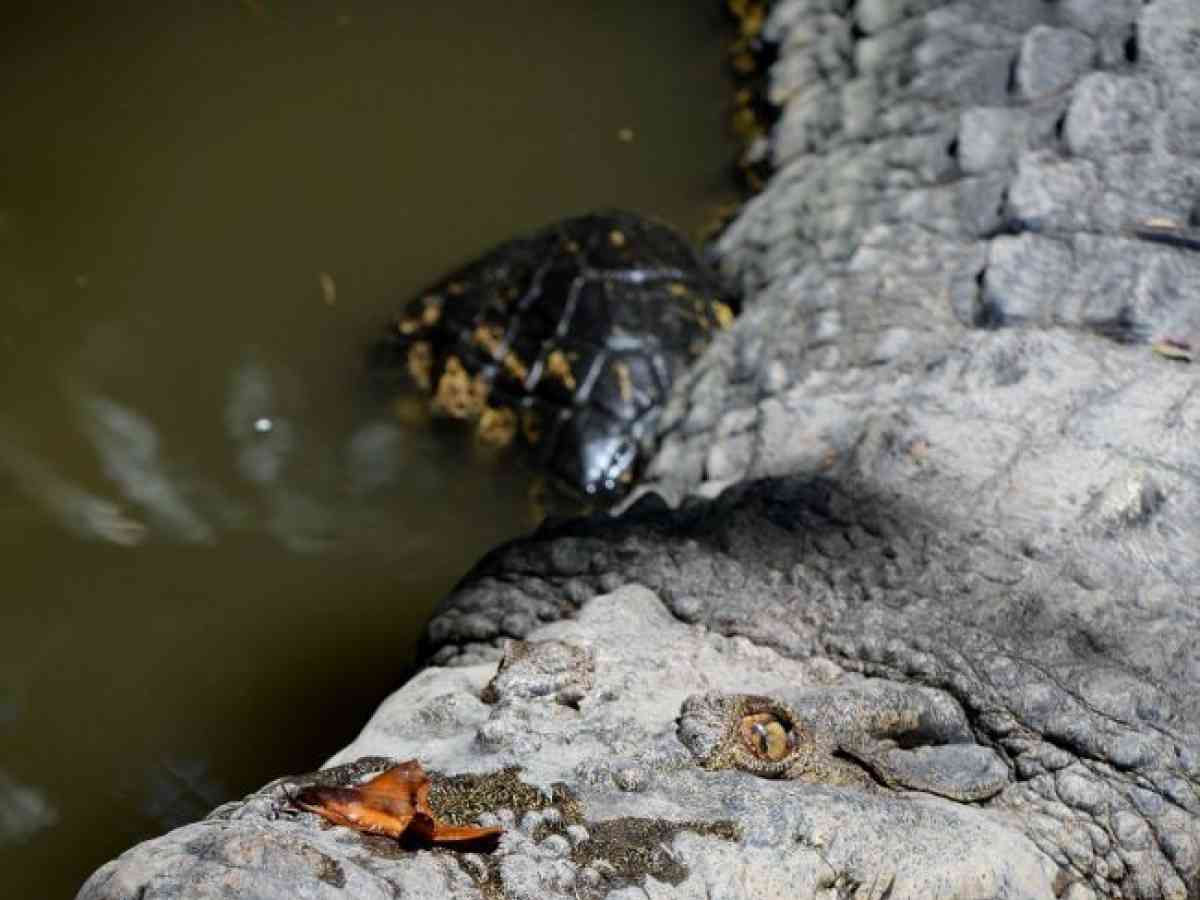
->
[427,766,583,826]
[572,817,740,887]
[426,769,740,898]
[307,847,346,888]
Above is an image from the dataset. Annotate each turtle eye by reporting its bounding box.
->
[739,712,794,761]
[608,439,637,481]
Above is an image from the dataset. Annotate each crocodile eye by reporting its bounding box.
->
[739,712,794,761]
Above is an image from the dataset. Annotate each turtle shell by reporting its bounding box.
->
[373,211,736,498]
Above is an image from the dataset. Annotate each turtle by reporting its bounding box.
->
[371,210,737,499]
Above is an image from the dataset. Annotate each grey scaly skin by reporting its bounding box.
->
[80,586,1080,900]
[420,479,1200,898]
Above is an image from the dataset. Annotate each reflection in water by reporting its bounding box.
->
[2,352,459,554]
[344,421,407,496]
[0,2,737,896]
[0,770,58,846]
[227,354,299,489]
[0,419,147,547]
[122,757,228,833]
[78,393,215,545]
[218,350,446,554]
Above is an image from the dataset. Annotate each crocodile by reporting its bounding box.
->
[77,0,1200,898]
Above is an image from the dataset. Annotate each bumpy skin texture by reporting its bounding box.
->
[647,0,1200,596]
[373,210,735,497]
[79,587,1071,900]
[423,479,1200,898]
[77,1,1200,898]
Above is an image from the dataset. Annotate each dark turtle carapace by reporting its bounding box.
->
[371,211,737,499]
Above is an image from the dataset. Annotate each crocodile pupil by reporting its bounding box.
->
[740,712,791,761]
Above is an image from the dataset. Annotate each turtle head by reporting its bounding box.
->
[579,433,639,499]
[550,415,640,502]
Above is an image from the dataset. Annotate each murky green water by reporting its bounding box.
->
[0,3,737,895]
